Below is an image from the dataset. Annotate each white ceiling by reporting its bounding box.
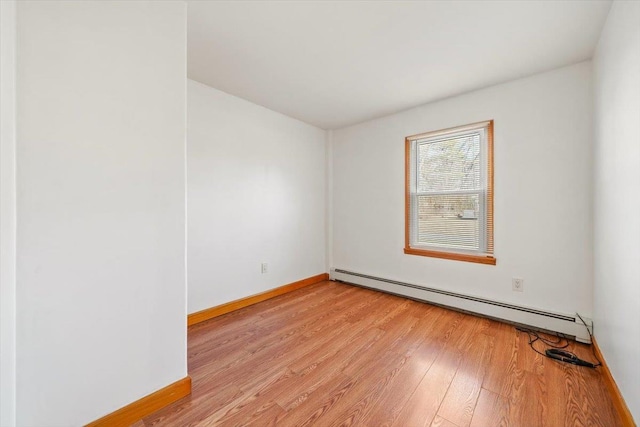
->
[187,1,611,130]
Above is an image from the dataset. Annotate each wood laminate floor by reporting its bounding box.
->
[142,281,622,427]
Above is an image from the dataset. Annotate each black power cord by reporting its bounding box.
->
[516,314,601,369]
[515,326,570,356]
[575,312,602,368]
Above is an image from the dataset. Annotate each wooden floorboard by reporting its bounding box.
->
[143,281,623,427]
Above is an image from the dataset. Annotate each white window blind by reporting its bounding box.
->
[407,121,494,258]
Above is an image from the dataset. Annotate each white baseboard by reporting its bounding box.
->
[330,268,592,343]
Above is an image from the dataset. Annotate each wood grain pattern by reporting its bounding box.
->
[403,247,497,265]
[187,273,328,326]
[593,338,637,426]
[469,388,509,427]
[85,376,191,427]
[437,326,493,426]
[143,281,623,427]
[431,415,460,427]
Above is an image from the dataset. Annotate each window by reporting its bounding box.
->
[405,120,495,265]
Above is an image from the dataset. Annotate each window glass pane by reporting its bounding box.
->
[416,194,480,250]
[417,134,480,192]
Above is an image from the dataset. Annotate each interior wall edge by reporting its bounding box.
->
[85,376,192,427]
[0,1,17,426]
[188,273,329,326]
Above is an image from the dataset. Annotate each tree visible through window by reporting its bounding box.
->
[405,121,495,265]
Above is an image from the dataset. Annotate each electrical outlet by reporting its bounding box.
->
[512,277,524,292]
[261,263,268,274]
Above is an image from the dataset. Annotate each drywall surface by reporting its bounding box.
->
[325,130,334,272]
[593,0,640,420]
[16,2,187,425]
[0,1,17,426]
[187,80,326,314]
[187,1,611,129]
[332,62,593,317]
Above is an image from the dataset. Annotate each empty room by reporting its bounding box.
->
[1,0,639,426]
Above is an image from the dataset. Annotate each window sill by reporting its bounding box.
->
[404,247,496,265]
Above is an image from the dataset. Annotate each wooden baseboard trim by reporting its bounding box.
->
[188,273,329,327]
[85,376,191,427]
[593,338,636,426]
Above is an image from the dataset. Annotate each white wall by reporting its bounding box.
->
[187,80,326,314]
[593,0,640,420]
[16,2,187,425]
[0,1,17,426]
[332,62,593,317]
[325,130,334,272]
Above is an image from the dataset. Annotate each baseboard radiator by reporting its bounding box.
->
[330,268,592,343]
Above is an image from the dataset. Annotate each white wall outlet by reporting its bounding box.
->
[261,263,268,274]
[512,277,524,292]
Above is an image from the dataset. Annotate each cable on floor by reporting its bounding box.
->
[575,312,602,367]
[515,316,601,369]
